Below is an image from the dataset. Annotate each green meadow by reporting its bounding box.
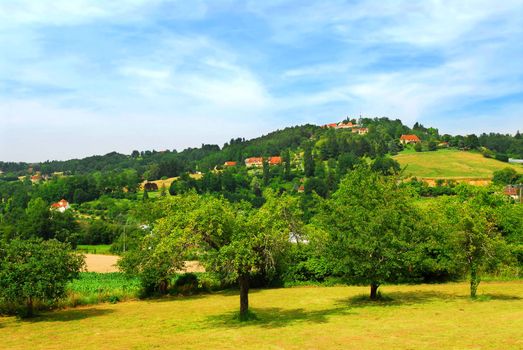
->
[1,281,522,349]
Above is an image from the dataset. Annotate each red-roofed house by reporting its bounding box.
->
[51,199,70,213]
[324,123,339,128]
[400,134,421,144]
[504,186,521,201]
[325,121,361,129]
[245,157,264,168]
[224,161,237,167]
[268,156,282,165]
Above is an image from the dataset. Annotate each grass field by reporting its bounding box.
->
[1,281,522,349]
[76,244,113,255]
[394,149,523,179]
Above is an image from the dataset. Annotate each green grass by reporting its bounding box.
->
[2,281,523,349]
[76,244,113,255]
[64,272,141,306]
[394,148,523,179]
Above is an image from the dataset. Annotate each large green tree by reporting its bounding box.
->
[315,166,422,299]
[154,192,301,319]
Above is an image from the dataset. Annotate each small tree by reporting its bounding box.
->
[414,142,423,152]
[442,187,509,298]
[118,229,185,295]
[0,238,85,317]
[304,144,315,177]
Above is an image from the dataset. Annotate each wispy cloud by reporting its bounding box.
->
[1,0,522,161]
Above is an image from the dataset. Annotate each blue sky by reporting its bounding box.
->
[1,0,522,162]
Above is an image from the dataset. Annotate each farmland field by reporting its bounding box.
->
[64,272,141,306]
[77,244,113,255]
[1,281,522,349]
[394,149,523,179]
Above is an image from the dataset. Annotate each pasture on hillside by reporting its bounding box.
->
[1,281,522,349]
[394,149,523,179]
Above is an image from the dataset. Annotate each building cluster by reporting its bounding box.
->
[244,156,282,168]
[324,121,368,135]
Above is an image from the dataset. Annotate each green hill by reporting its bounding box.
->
[394,149,523,179]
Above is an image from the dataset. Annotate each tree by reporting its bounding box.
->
[282,149,292,180]
[160,184,167,197]
[428,141,437,151]
[414,142,423,152]
[154,192,301,319]
[371,156,400,176]
[262,159,270,186]
[304,144,314,177]
[22,198,51,239]
[0,238,84,317]
[118,227,185,295]
[493,167,519,185]
[315,166,421,299]
[441,187,509,298]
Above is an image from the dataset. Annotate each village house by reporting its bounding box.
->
[224,161,237,167]
[504,185,521,202]
[245,156,283,168]
[324,121,361,130]
[50,199,70,213]
[268,156,282,165]
[400,134,421,145]
[245,157,264,168]
[352,127,369,135]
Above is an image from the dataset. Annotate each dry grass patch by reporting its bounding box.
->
[1,281,523,349]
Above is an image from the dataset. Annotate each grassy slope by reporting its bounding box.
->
[2,281,523,349]
[394,148,523,179]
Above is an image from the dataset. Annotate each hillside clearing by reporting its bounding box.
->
[1,281,522,349]
[394,149,523,179]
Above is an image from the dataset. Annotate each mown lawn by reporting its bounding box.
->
[394,149,523,179]
[1,281,522,349]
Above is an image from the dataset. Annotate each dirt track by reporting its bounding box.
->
[84,254,120,273]
[84,254,205,273]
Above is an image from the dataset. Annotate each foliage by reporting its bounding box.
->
[0,238,85,316]
[315,166,424,299]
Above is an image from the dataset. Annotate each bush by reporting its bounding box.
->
[173,273,199,295]
[495,153,509,162]
[0,239,85,317]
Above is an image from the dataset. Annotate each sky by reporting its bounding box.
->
[1,0,522,162]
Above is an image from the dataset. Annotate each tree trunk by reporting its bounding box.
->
[26,297,34,318]
[239,274,250,320]
[470,262,480,298]
[370,283,379,300]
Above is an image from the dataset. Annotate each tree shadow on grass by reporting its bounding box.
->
[26,308,115,323]
[146,288,262,304]
[204,306,352,329]
[338,290,522,308]
[473,294,522,302]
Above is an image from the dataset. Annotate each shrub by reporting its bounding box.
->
[173,273,199,295]
[0,239,85,317]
